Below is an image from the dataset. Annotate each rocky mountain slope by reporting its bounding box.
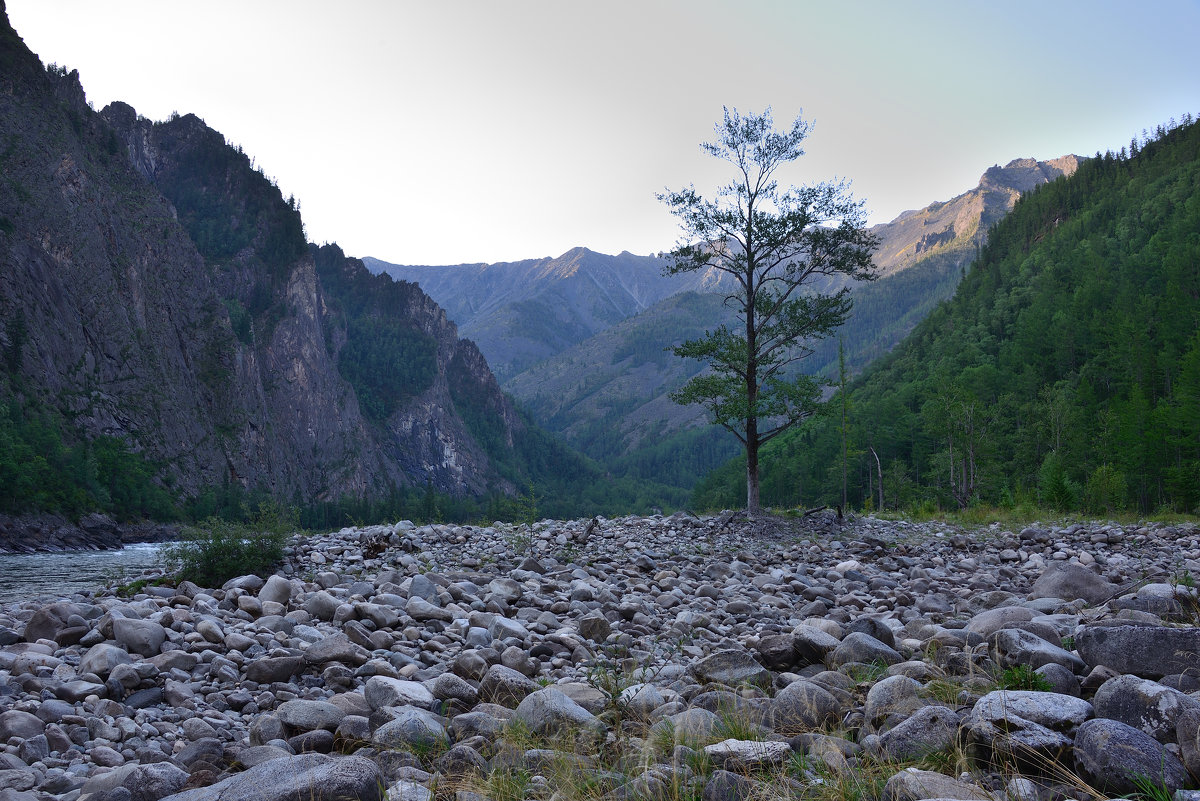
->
[445,157,1079,489]
[0,8,527,509]
[697,118,1199,513]
[363,248,735,382]
[0,512,1198,800]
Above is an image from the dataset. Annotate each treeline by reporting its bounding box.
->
[0,394,175,520]
[697,115,1200,515]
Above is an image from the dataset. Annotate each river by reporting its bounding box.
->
[0,542,169,605]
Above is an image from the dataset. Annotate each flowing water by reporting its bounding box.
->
[0,543,169,605]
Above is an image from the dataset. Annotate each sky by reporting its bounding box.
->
[7,1,1200,266]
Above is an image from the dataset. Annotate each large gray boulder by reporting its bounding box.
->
[792,626,841,666]
[78,761,189,801]
[302,634,369,667]
[864,675,925,728]
[370,707,449,752]
[963,690,1092,755]
[690,649,770,689]
[703,738,792,771]
[479,664,538,707]
[1027,563,1118,605]
[1092,674,1200,743]
[157,753,382,801]
[771,679,840,735]
[257,575,293,607]
[877,705,961,761]
[988,628,1085,672]
[513,688,604,739]
[1073,717,1189,795]
[829,632,903,667]
[882,767,991,801]
[78,643,133,678]
[275,700,346,733]
[0,711,43,741]
[364,676,435,711]
[23,602,78,643]
[1076,624,1200,678]
[112,618,167,656]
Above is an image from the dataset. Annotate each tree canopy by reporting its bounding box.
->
[658,107,877,514]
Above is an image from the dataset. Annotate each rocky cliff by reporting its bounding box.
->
[0,7,524,509]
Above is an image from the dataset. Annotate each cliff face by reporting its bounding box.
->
[870,155,1082,278]
[0,9,521,504]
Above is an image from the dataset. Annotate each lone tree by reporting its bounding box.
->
[659,107,877,515]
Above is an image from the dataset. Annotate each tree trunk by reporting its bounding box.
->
[746,429,761,517]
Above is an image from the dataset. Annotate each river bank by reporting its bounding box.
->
[0,512,1198,801]
[0,513,179,554]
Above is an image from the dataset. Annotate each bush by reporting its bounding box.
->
[1084,463,1127,514]
[1039,451,1080,511]
[163,510,292,587]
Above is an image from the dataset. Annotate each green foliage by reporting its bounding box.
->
[164,502,294,586]
[3,311,27,373]
[997,664,1053,692]
[338,317,436,421]
[659,107,877,512]
[1039,451,1080,511]
[155,119,306,275]
[697,117,1200,515]
[1085,463,1128,514]
[223,298,253,345]
[0,396,177,520]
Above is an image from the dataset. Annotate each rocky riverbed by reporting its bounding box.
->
[1,511,1199,801]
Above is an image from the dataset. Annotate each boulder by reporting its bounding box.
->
[829,632,903,667]
[78,643,133,678]
[302,635,369,667]
[964,690,1092,755]
[276,700,346,733]
[988,628,1085,672]
[1073,717,1189,795]
[79,761,189,801]
[1076,624,1200,678]
[23,602,78,643]
[371,707,449,752]
[364,676,435,711]
[1027,563,1118,605]
[0,711,43,741]
[877,705,961,761]
[157,753,382,801]
[882,767,991,801]
[702,738,792,771]
[690,649,770,689]
[513,688,604,739]
[257,575,293,606]
[792,625,841,666]
[112,618,167,656]
[771,679,840,735]
[479,664,539,707]
[1092,674,1200,743]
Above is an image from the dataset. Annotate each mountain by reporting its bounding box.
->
[471,157,1080,492]
[363,248,736,382]
[0,9,543,519]
[694,117,1200,514]
[817,155,1082,375]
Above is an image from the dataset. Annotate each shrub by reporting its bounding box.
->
[1084,463,1127,514]
[163,511,291,587]
[1039,451,1080,511]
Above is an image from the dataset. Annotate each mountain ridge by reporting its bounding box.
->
[0,8,536,518]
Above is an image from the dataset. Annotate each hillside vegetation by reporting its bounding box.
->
[697,117,1200,515]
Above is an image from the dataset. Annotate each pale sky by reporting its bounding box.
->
[8,1,1199,265]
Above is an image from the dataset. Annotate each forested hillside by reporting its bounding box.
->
[696,116,1200,514]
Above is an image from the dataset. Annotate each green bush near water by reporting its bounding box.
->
[163,504,295,587]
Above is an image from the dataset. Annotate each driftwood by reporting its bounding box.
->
[802,505,827,517]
